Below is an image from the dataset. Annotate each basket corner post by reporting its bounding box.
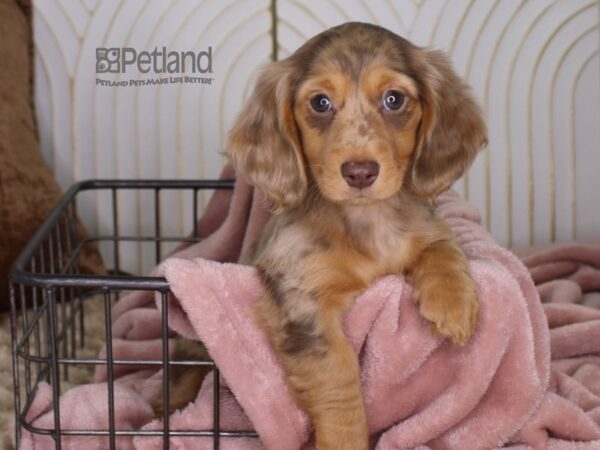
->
[9,280,22,448]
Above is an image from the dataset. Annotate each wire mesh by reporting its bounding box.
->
[9,179,256,449]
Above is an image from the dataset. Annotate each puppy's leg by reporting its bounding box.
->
[151,338,212,417]
[408,233,479,346]
[288,311,367,450]
[257,279,368,450]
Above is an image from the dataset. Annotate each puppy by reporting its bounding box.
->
[227,22,487,449]
[164,22,487,449]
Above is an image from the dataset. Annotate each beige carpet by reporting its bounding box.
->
[0,295,106,449]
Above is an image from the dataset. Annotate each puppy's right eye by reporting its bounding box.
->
[310,94,333,113]
[382,90,405,111]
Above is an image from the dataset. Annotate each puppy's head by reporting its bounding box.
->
[227,22,487,212]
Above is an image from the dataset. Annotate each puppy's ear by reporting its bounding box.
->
[408,49,487,198]
[226,61,306,213]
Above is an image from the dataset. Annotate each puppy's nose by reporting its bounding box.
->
[341,160,380,188]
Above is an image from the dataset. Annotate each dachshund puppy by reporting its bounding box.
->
[226,22,487,449]
[160,22,487,449]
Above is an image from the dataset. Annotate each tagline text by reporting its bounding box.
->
[95,76,214,87]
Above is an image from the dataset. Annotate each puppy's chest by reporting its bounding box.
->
[256,204,424,284]
[344,207,418,273]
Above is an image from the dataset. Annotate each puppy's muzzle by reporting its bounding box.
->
[341,160,380,189]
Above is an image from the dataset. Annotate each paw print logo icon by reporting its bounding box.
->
[96,48,121,73]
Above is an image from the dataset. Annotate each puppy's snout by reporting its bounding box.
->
[341,161,380,189]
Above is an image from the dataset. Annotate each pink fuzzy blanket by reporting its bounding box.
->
[15,168,600,449]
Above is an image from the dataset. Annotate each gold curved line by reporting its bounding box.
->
[135,0,184,165]
[128,0,169,169]
[325,0,352,22]
[438,0,482,223]
[447,0,475,56]
[188,2,268,213]
[71,1,121,185]
[277,16,319,50]
[106,0,151,179]
[101,10,131,165]
[122,0,155,181]
[79,0,93,14]
[36,12,90,240]
[33,53,55,168]
[354,0,379,24]
[277,42,294,58]
[464,0,503,79]
[481,0,528,247]
[32,18,66,183]
[82,3,128,266]
[270,0,277,61]
[216,6,272,152]
[241,63,262,107]
[193,3,270,213]
[125,1,177,268]
[548,25,597,242]
[33,39,60,192]
[147,1,203,179]
[384,0,407,32]
[286,0,330,30]
[174,2,217,257]
[241,73,254,103]
[217,27,270,137]
[175,0,249,165]
[490,0,528,247]
[96,0,135,266]
[408,0,435,38]
[209,2,270,50]
[162,0,212,236]
[461,0,499,213]
[412,0,425,31]
[55,0,84,41]
[191,2,268,131]
[526,2,595,244]
[429,0,450,44]
[46,0,109,241]
[570,48,599,240]
[82,0,98,14]
[505,1,564,246]
[147,1,268,232]
[34,2,79,75]
[117,0,160,271]
[240,24,273,104]
[217,29,271,166]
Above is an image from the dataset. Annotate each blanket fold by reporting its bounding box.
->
[14,168,600,449]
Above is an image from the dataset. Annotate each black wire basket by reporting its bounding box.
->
[9,179,257,450]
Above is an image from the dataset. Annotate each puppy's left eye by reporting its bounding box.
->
[310,94,333,113]
[382,90,405,111]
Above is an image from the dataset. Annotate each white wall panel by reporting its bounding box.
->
[33,0,600,272]
[34,0,271,273]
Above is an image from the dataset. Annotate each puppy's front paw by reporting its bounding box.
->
[416,274,479,346]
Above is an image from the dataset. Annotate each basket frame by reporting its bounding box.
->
[9,179,257,450]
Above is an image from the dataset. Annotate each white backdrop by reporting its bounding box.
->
[33,0,600,273]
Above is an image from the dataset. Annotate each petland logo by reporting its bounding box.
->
[95,46,214,87]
